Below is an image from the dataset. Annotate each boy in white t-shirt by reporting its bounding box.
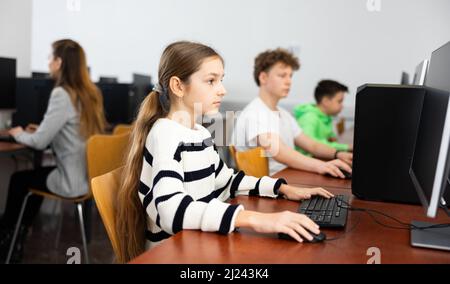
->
[232,48,352,176]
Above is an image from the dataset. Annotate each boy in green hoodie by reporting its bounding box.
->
[294,80,352,156]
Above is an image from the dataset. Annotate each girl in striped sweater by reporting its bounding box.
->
[116,41,333,263]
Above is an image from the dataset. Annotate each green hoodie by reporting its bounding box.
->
[293,103,349,155]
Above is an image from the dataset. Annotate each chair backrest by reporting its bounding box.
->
[229,145,269,177]
[113,124,132,135]
[86,132,130,181]
[336,118,346,136]
[91,166,123,260]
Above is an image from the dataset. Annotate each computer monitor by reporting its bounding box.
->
[12,78,54,127]
[129,73,153,122]
[412,60,429,85]
[401,71,410,85]
[96,83,131,125]
[31,71,51,79]
[99,77,118,84]
[133,73,152,86]
[425,41,450,93]
[0,57,16,109]
[409,86,450,250]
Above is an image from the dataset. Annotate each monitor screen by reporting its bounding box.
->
[410,87,450,218]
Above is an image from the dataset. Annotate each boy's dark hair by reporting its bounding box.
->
[253,48,300,86]
[314,80,348,103]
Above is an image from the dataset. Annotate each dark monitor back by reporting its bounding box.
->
[97,83,131,125]
[425,41,450,93]
[31,72,51,79]
[0,57,16,109]
[12,78,54,127]
[401,72,410,85]
[352,84,425,204]
[133,74,152,86]
[130,74,153,122]
[99,77,118,84]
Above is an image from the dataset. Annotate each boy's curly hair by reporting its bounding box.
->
[253,48,300,86]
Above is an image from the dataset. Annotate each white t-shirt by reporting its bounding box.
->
[232,97,302,175]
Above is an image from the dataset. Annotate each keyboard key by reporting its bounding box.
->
[328,199,336,210]
[297,195,349,228]
[322,199,329,210]
[314,199,323,211]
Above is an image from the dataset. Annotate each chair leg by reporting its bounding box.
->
[83,199,93,244]
[54,200,64,249]
[6,192,32,264]
[76,203,89,264]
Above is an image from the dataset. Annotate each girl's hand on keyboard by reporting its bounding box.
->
[279,184,334,201]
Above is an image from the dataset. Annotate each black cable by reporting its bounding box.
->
[337,198,450,231]
[325,213,362,241]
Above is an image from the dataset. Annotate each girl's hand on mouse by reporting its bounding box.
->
[235,210,320,242]
[279,184,334,201]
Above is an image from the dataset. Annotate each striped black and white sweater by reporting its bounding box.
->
[139,118,287,249]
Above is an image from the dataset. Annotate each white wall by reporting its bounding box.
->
[30,0,450,115]
[0,0,32,77]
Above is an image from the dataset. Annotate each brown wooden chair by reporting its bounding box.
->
[229,145,269,178]
[336,118,346,136]
[6,132,130,264]
[91,167,123,261]
[112,124,132,135]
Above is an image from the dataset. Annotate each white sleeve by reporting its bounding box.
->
[139,139,244,236]
[287,111,302,138]
[244,111,281,145]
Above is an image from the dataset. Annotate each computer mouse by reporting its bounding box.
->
[278,232,327,243]
[326,169,352,179]
[341,170,352,179]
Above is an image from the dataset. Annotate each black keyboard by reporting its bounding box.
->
[298,195,350,228]
[0,134,15,143]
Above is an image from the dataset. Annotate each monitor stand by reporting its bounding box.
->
[410,198,450,251]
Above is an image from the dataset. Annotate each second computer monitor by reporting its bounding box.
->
[412,60,429,86]
[97,83,131,125]
[401,72,410,85]
[0,57,16,109]
[425,41,450,93]
[12,78,54,127]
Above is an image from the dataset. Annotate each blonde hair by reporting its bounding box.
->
[52,39,106,138]
[116,41,223,263]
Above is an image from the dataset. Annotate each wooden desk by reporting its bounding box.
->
[270,128,354,190]
[130,186,450,264]
[272,168,352,190]
[0,141,26,153]
[0,141,41,169]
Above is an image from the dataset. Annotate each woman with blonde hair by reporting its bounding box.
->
[0,39,106,263]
